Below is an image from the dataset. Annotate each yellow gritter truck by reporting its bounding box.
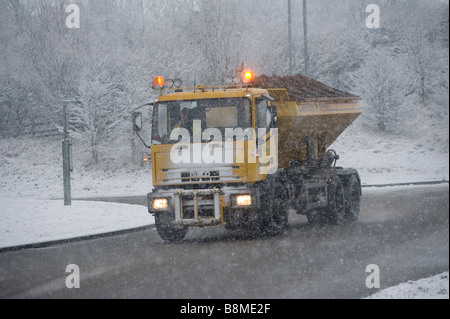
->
[133,71,362,241]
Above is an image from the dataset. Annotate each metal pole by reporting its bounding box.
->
[63,101,68,141]
[288,0,293,75]
[303,0,309,76]
[63,101,71,206]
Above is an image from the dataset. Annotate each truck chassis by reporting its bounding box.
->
[149,165,361,241]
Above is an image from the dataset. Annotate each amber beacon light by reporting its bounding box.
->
[242,70,255,84]
[152,76,165,89]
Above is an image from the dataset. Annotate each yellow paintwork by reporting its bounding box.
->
[151,140,269,187]
[151,86,272,187]
[156,87,269,102]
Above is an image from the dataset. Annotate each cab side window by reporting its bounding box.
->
[256,99,269,130]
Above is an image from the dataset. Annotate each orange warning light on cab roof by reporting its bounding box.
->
[242,70,255,84]
[152,76,165,89]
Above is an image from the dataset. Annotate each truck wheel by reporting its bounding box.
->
[155,212,188,242]
[259,182,289,236]
[345,175,361,222]
[326,176,346,225]
[307,209,327,225]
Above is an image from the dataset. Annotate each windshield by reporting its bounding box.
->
[152,98,252,144]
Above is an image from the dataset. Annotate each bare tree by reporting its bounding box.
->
[406,23,445,105]
[190,0,243,84]
[357,53,404,132]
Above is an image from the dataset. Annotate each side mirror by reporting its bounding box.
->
[268,105,278,128]
[132,112,143,132]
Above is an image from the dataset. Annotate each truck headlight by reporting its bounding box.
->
[235,195,252,206]
[153,198,169,210]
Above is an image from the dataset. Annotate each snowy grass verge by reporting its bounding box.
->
[365,272,449,299]
[0,198,154,249]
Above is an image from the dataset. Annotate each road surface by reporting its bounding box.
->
[0,185,448,299]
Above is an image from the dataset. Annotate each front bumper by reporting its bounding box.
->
[148,187,256,227]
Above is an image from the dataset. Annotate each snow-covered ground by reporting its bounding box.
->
[0,197,154,249]
[332,116,449,186]
[366,271,449,299]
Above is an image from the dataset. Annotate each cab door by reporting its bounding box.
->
[256,99,278,175]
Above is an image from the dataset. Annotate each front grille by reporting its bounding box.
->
[181,171,220,182]
[180,193,215,209]
[162,165,242,184]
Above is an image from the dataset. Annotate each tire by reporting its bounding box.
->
[307,209,327,226]
[259,182,289,236]
[155,212,188,242]
[345,175,361,222]
[326,176,346,225]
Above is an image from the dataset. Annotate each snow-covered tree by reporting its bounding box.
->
[356,52,405,132]
[189,0,243,84]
